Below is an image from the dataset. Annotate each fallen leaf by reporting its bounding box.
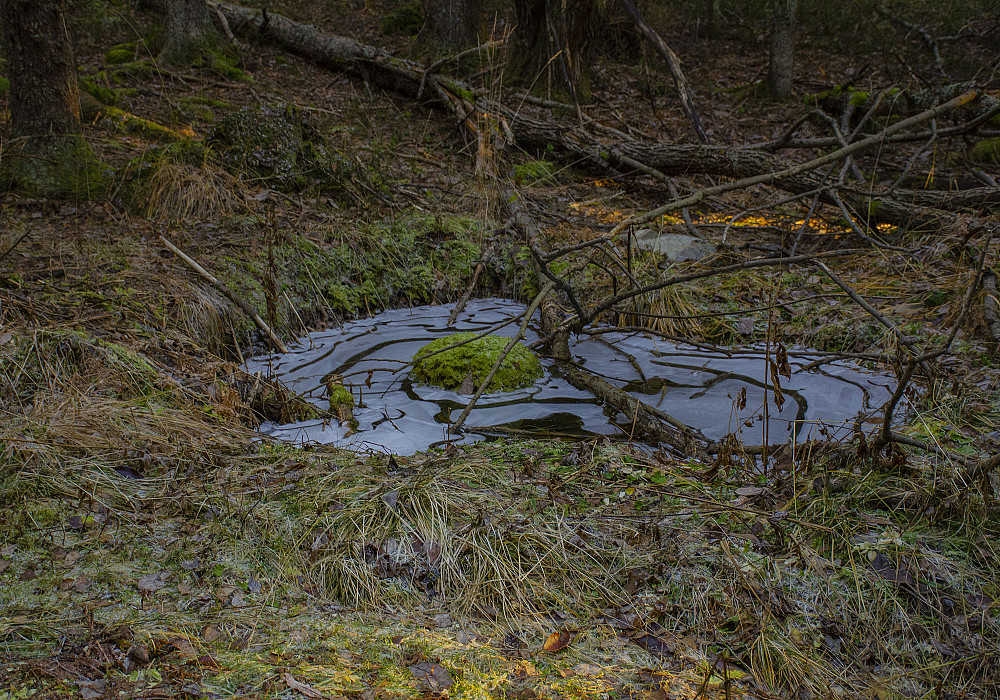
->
[409,662,454,691]
[202,624,221,642]
[431,613,453,628]
[138,572,168,594]
[543,630,573,653]
[283,673,323,698]
[457,374,476,394]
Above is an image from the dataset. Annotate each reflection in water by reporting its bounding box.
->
[246,299,896,455]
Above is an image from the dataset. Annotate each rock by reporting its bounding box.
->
[632,229,716,262]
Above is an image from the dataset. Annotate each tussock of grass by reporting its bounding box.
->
[130,158,252,222]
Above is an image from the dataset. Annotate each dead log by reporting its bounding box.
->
[192,1,994,236]
[503,189,708,457]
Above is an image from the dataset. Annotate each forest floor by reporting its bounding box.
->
[1,1,999,699]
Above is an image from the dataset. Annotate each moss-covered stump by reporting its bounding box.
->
[412,332,543,392]
[206,102,372,194]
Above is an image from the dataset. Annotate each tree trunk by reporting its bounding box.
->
[0,0,101,198]
[768,0,796,101]
[162,0,220,66]
[418,0,482,53]
[509,0,595,103]
[706,0,721,39]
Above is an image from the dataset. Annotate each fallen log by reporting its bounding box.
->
[167,1,998,237]
[503,189,709,457]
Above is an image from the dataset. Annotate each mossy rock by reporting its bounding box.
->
[412,332,543,392]
[206,103,372,194]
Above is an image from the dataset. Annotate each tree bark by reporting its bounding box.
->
[162,0,220,66]
[0,0,101,198]
[418,0,482,52]
[768,0,796,101]
[509,0,596,102]
[707,0,721,39]
[1,0,81,137]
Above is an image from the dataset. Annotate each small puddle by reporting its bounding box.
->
[247,299,896,454]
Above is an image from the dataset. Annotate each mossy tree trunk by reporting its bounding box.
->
[161,0,221,66]
[768,0,796,101]
[418,0,482,53]
[0,0,102,198]
[509,0,596,103]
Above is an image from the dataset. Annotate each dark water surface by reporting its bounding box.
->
[247,299,896,454]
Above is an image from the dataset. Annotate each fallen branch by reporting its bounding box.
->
[617,0,708,143]
[446,248,493,326]
[178,1,995,238]
[449,280,555,433]
[160,235,289,354]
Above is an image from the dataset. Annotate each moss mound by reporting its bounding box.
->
[412,332,543,392]
[206,102,372,194]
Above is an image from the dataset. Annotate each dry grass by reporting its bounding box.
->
[138,159,253,222]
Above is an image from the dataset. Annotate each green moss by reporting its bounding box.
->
[849,90,870,106]
[0,134,104,199]
[105,45,135,65]
[328,385,354,409]
[412,332,543,392]
[380,3,424,35]
[96,105,184,142]
[969,137,1000,165]
[513,159,556,185]
[79,76,120,106]
[208,49,251,82]
[0,77,8,95]
[107,60,155,83]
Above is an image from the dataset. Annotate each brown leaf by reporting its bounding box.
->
[137,572,168,594]
[542,630,572,653]
[202,624,221,642]
[409,661,454,692]
[283,673,323,698]
[457,373,476,395]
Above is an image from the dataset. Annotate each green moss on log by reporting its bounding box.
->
[412,333,543,392]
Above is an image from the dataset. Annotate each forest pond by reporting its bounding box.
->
[247,299,896,454]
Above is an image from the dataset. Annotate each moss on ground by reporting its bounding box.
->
[214,211,503,328]
[969,137,1000,164]
[512,159,556,185]
[379,3,424,35]
[412,332,543,391]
